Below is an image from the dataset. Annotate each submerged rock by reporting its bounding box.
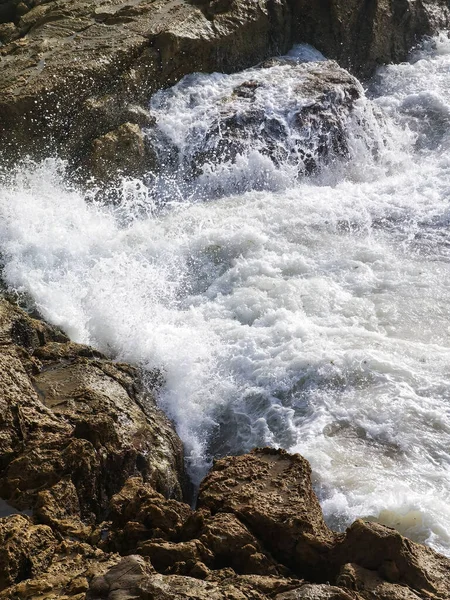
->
[186,60,364,179]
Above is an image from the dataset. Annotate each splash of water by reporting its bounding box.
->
[1,38,450,554]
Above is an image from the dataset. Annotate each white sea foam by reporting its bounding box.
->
[1,40,450,554]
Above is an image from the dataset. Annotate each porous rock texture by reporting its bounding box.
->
[0,0,449,176]
[0,296,185,527]
[1,388,450,600]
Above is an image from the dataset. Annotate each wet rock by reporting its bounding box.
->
[198,448,336,581]
[87,122,157,184]
[0,0,292,171]
[190,60,364,178]
[291,0,450,77]
[0,298,185,530]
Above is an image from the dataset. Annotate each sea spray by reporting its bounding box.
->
[0,41,449,554]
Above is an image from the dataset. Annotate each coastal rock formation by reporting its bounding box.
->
[0,297,185,534]
[198,448,336,581]
[292,0,450,77]
[185,60,364,180]
[0,0,449,175]
[0,418,450,599]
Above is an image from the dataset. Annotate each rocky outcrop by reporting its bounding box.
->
[0,0,449,177]
[1,438,450,598]
[291,0,450,77]
[198,448,336,581]
[0,0,292,168]
[0,297,185,533]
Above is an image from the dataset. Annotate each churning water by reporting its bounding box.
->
[1,35,450,554]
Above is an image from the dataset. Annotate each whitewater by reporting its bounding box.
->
[1,35,450,555]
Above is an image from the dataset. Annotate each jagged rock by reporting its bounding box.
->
[87,122,157,184]
[291,0,450,77]
[0,514,57,591]
[0,537,121,599]
[333,520,450,598]
[87,558,278,599]
[102,476,192,553]
[198,512,282,576]
[138,539,214,575]
[0,298,185,529]
[198,448,336,581]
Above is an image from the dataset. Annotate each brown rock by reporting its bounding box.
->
[105,477,192,552]
[334,520,450,598]
[0,0,292,170]
[0,537,121,599]
[198,448,336,581]
[0,514,57,591]
[199,512,281,575]
[87,122,157,184]
[0,298,185,530]
[337,563,423,600]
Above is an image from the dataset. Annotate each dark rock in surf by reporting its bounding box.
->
[290,0,450,78]
[190,60,364,178]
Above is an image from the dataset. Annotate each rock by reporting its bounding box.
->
[333,520,450,598]
[0,537,121,599]
[198,448,336,581]
[0,514,57,591]
[104,477,192,553]
[0,0,293,170]
[337,563,423,600]
[87,559,276,599]
[0,297,185,531]
[198,512,282,576]
[87,554,155,600]
[188,59,364,180]
[291,0,450,77]
[87,122,157,184]
[275,584,357,599]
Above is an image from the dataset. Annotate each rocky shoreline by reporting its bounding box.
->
[2,0,450,597]
[0,296,450,599]
[1,0,449,181]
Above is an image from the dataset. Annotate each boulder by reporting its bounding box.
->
[0,514,57,591]
[333,520,450,598]
[0,298,185,531]
[186,59,364,181]
[198,448,336,581]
